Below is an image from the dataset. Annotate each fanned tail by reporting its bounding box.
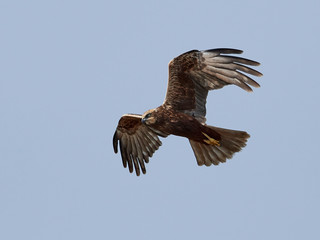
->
[189,126,250,166]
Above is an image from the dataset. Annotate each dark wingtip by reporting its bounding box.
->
[250,60,261,66]
[112,130,118,153]
[205,48,243,54]
[258,71,263,77]
[245,132,250,139]
[246,88,253,93]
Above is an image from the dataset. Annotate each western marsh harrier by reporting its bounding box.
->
[113,48,262,175]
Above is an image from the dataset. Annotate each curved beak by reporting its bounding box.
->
[141,118,146,124]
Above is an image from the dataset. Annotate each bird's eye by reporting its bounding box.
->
[145,113,151,118]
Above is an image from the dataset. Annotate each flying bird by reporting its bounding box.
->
[113,48,262,176]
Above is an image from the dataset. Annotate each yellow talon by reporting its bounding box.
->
[202,132,220,146]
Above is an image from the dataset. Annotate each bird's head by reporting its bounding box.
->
[141,109,157,126]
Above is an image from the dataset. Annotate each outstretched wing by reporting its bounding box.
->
[113,114,162,176]
[163,48,263,123]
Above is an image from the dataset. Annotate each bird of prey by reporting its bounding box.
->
[113,48,262,176]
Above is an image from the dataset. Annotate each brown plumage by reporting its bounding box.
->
[113,48,262,175]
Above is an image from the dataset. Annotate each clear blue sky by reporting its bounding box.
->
[1,0,319,239]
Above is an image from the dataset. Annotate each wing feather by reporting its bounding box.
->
[113,114,162,176]
[132,135,144,163]
[132,155,140,176]
[119,140,128,168]
[135,132,150,163]
[164,48,262,122]
[137,130,153,157]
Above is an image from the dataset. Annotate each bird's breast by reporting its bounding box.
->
[155,110,202,139]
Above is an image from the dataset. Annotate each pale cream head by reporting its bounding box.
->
[141,109,157,125]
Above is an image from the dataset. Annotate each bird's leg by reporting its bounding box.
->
[202,132,220,146]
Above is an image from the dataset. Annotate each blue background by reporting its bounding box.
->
[1,0,319,239]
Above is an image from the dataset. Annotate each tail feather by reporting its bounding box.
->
[189,126,250,166]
